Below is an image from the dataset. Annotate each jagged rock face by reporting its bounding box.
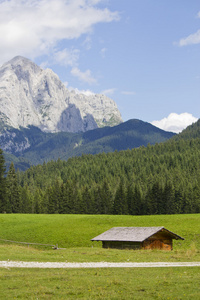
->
[0,129,30,154]
[0,56,122,133]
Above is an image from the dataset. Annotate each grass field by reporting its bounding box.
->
[0,214,200,299]
[0,267,200,299]
[0,213,200,262]
[0,213,200,249]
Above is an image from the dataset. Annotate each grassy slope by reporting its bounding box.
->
[0,214,199,250]
[0,214,200,299]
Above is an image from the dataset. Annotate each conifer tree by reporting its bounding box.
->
[7,162,21,213]
[82,186,94,214]
[0,149,7,213]
[99,180,113,214]
[163,181,175,214]
[133,185,143,215]
[127,184,135,215]
[19,185,32,213]
[113,178,128,215]
[62,180,74,214]
[47,186,56,214]
[33,188,43,214]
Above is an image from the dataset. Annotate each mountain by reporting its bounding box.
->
[173,119,200,140]
[0,56,122,133]
[0,56,176,170]
[7,119,200,215]
[1,119,175,170]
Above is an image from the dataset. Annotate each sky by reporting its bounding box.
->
[0,0,200,133]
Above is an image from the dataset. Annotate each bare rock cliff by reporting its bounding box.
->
[0,56,122,133]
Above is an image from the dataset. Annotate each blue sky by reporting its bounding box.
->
[0,0,200,132]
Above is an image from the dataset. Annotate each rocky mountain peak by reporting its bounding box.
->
[3,55,36,67]
[0,56,122,133]
[1,56,41,78]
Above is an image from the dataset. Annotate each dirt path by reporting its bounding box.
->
[0,261,200,268]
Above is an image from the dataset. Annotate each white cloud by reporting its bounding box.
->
[0,0,120,65]
[38,48,80,70]
[71,67,97,84]
[52,48,80,67]
[82,36,92,50]
[63,81,69,88]
[121,91,136,95]
[39,61,49,69]
[73,88,95,96]
[178,29,200,46]
[100,47,107,58]
[151,113,198,133]
[178,11,200,46]
[101,88,116,96]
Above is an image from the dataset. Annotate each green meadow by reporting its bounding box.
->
[0,267,200,299]
[0,214,200,299]
[0,213,200,261]
[0,213,200,249]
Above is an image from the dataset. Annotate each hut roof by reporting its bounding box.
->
[91,227,184,242]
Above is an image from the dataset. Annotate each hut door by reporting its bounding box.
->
[151,240,162,249]
[143,238,172,250]
[143,239,163,250]
[147,239,172,250]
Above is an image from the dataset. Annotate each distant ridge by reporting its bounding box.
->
[1,119,175,170]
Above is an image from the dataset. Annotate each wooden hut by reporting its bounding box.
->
[91,227,184,250]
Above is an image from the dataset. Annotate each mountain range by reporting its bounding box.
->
[0,56,122,133]
[2,119,175,170]
[0,56,176,170]
[7,117,200,215]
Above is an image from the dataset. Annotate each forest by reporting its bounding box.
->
[0,120,200,215]
[2,119,175,171]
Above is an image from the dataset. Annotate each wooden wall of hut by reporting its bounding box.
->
[102,241,141,250]
[142,239,172,250]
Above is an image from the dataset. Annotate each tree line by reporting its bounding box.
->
[1,135,200,215]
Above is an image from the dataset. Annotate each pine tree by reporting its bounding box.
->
[100,181,113,214]
[7,162,21,213]
[33,188,42,214]
[93,185,103,214]
[47,186,57,214]
[133,185,143,215]
[19,185,32,213]
[0,149,7,213]
[113,178,128,215]
[145,181,163,215]
[127,184,135,215]
[61,180,74,214]
[81,186,95,214]
[163,181,175,214]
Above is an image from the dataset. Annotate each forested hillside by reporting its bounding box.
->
[2,119,175,170]
[0,119,200,215]
[173,119,200,140]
